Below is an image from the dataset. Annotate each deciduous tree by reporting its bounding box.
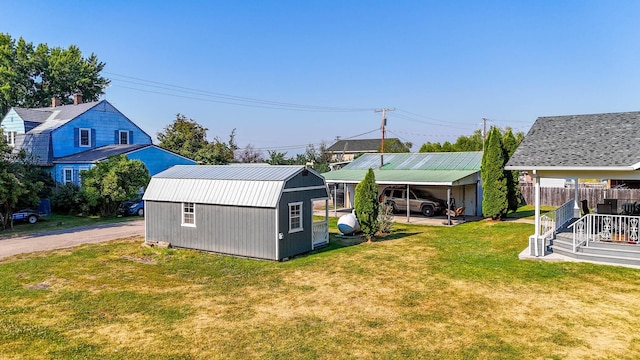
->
[80,155,150,216]
[0,33,109,116]
[0,135,47,229]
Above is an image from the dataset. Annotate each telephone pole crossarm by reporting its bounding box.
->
[375,108,395,153]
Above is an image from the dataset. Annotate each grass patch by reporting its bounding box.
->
[1,220,639,358]
[0,213,140,238]
[507,204,556,220]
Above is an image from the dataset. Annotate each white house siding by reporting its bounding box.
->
[145,201,277,260]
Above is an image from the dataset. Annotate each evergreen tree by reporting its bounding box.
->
[354,168,379,242]
[502,128,520,213]
[481,127,508,219]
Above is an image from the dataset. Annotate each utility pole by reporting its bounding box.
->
[375,108,395,152]
[375,108,395,168]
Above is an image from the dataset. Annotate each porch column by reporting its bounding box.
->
[573,178,580,218]
[533,170,542,256]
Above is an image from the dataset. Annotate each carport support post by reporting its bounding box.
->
[333,184,338,217]
[406,184,410,223]
[447,186,452,225]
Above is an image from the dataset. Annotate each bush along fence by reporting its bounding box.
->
[519,185,640,209]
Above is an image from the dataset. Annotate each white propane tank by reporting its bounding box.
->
[337,211,361,235]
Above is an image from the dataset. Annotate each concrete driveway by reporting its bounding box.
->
[0,220,145,261]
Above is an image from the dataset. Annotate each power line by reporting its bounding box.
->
[106,72,373,112]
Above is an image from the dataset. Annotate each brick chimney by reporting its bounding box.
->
[51,97,61,107]
[73,93,83,105]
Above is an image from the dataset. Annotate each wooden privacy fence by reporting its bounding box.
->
[519,186,640,208]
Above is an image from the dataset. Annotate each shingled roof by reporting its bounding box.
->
[506,111,640,170]
[7,101,106,165]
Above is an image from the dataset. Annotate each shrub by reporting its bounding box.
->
[377,202,394,236]
[51,183,82,214]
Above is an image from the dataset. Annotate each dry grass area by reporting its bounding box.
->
[1,220,640,359]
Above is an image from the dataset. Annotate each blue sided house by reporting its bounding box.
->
[0,96,196,185]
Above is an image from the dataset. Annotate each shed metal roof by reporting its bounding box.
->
[322,152,482,185]
[153,164,307,180]
[144,165,317,208]
[143,178,285,208]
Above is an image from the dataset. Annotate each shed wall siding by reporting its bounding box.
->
[51,102,152,158]
[284,170,325,189]
[146,201,277,260]
[277,188,329,259]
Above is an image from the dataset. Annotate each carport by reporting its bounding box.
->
[322,152,483,222]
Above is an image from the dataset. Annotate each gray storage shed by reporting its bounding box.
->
[143,165,330,261]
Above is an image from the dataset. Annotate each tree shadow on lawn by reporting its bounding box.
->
[310,231,420,255]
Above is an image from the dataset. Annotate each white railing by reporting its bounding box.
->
[556,199,575,230]
[540,212,555,241]
[312,221,328,248]
[539,199,575,241]
[569,214,640,252]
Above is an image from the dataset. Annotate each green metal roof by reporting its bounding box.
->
[323,152,482,185]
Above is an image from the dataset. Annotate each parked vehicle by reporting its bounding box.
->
[379,187,446,217]
[12,209,46,224]
[117,197,144,216]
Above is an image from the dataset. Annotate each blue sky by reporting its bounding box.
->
[3,1,640,155]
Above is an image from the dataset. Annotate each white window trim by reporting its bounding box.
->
[182,202,196,227]
[119,130,129,145]
[288,201,303,233]
[79,128,91,147]
[5,130,16,147]
[63,167,73,184]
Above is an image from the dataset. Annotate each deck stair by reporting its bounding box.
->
[549,230,640,267]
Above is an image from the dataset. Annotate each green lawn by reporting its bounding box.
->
[1,218,639,359]
[0,213,141,238]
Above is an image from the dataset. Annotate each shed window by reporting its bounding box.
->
[288,202,303,233]
[79,128,91,147]
[182,202,195,227]
[119,130,129,145]
[63,168,73,185]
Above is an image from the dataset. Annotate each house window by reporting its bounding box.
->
[119,130,129,145]
[4,131,17,147]
[79,128,91,147]
[288,202,303,233]
[63,168,73,185]
[182,202,195,227]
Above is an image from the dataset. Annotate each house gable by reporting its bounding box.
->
[50,101,152,158]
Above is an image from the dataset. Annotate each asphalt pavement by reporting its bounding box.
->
[0,219,145,260]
